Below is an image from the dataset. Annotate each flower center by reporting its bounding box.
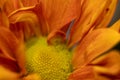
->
[25,37,73,80]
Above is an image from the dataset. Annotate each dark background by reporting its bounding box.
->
[109,0,120,26]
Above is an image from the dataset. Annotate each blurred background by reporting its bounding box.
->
[109,0,120,25]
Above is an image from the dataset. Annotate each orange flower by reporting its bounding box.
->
[0,0,120,80]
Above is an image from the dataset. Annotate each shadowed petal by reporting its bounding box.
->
[69,50,120,80]
[1,0,23,16]
[0,0,6,8]
[8,8,41,40]
[68,66,95,80]
[68,0,118,48]
[0,28,19,60]
[47,30,66,45]
[0,27,26,74]
[91,50,120,75]
[32,4,49,35]
[8,0,81,36]
[0,55,20,72]
[72,28,120,69]
[92,50,120,78]
[34,0,81,33]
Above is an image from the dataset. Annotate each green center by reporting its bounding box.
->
[25,37,73,80]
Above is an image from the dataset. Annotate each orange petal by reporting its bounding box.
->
[69,50,120,80]
[91,50,120,79]
[110,19,120,33]
[35,0,81,33]
[2,0,23,15]
[32,3,49,35]
[68,66,95,80]
[21,0,40,7]
[0,27,26,74]
[68,0,118,48]
[22,74,41,80]
[0,55,20,72]
[0,66,19,80]
[0,9,9,28]
[47,30,66,45]
[95,0,118,28]
[0,28,18,60]
[8,7,41,40]
[0,0,6,8]
[72,28,120,69]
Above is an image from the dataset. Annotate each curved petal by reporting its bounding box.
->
[0,27,26,74]
[34,0,81,33]
[68,66,95,80]
[8,8,41,40]
[110,19,120,33]
[0,55,20,72]
[69,50,120,80]
[1,0,23,15]
[92,50,120,77]
[68,0,118,48]
[72,28,120,69]
[47,30,66,45]
[30,4,49,35]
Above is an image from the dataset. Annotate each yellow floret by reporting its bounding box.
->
[25,37,72,80]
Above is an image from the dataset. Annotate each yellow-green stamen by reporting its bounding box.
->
[25,37,73,80]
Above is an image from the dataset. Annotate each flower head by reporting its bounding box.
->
[0,0,120,80]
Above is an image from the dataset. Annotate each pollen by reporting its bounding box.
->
[25,37,73,80]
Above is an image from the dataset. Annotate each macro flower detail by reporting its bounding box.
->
[25,37,73,80]
[0,0,120,80]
